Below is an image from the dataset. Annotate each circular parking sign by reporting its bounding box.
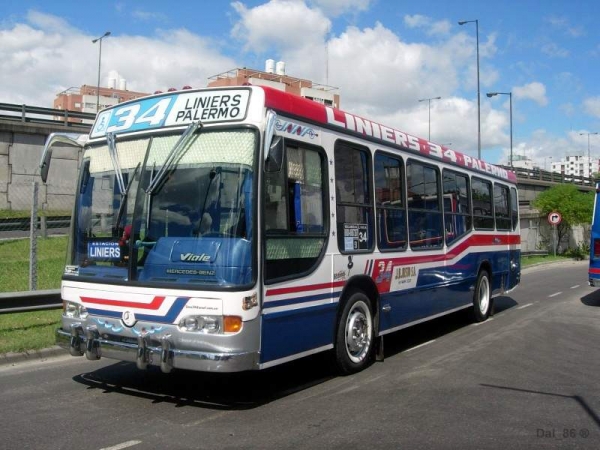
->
[547,211,562,225]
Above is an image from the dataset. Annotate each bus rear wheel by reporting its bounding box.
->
[472,269,491,322]
[334,290,374,375]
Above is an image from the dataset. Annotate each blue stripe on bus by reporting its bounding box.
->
[87,297,188,324]
[260,302,338,363]
[263,291,340,309]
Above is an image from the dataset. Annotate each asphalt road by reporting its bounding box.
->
[1,260,598,450]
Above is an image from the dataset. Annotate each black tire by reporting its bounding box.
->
[334,290,375,375]
[472,269,491,322]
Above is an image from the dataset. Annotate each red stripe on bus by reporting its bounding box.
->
[265,233,519,297]
[266,281,346,297]
[80,296,166,310]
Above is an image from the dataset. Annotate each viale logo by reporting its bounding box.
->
[180,253,211,262]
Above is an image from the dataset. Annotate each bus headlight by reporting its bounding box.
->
[64,301,88,319]
[178,315,243,334]
[179,315,221,333]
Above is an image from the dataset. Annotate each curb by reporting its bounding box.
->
[0,345,65,367]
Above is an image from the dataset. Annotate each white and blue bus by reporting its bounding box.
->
[41,85,521,374]
[589,182,600,286]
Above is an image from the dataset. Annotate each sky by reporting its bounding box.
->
[1,0,599,168]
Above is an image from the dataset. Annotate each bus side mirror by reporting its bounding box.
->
[265,136,284,173]
[39,133,86,183]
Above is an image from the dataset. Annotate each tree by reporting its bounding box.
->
[532,183,594,251]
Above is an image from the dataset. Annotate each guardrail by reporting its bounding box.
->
[0,102,95,127]
[499,165,597,187]
[0,216,71,232]
[0,290,62,314]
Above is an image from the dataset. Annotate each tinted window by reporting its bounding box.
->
[472,177,494,230]
[375,152,406,251]
[264,142,327,282]
[407,160,443,249]
[335,142,374,252]
[494,184,511,231]
[443,170,472,244]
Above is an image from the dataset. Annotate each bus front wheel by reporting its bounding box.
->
[472,269,491,322]
[334,290,374,375]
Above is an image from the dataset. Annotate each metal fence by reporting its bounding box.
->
[0,102,96,127]
[0,180,75,295]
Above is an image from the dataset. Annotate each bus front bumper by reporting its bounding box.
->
[56,325,259,373]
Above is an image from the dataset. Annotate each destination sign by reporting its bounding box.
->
[90,89,250,138]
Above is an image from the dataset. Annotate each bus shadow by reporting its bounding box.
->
[73,296,519,410]
[73,351,337,411]
[581,289,600,307]
[381,296,518,358]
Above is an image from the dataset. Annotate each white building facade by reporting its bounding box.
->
[551,154,600,178]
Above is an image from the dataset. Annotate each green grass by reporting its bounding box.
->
[0,237,67,292]
[521,254,572,267]
[0,309,62,354]
[0,209,71,219]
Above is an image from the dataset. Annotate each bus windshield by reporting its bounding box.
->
[70,128,257,288]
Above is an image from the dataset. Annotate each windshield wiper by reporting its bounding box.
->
[145,121,202,195]
[114,162,141,232]
[107,132,126,196]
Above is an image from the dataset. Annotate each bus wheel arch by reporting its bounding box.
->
[472,262,492,322]
[334,276,379,374]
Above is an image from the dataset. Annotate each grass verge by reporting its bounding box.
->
[521,254,572,267]
[0,309,62,354]
[0,237,67,292]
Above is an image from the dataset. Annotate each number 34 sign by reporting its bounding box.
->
[547,211,562,225]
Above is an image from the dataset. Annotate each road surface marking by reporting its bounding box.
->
[517,303,533,310]
[548,292,562,298]
[472,317,494,326]
[570,285,580,289]
[406,340,436,352]
[99,441,142,450]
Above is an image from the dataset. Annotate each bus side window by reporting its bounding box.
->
[335,142,374,252]
[472,176,494,230]
[510,187,519,230]
[494,183,511,231]
[375,151,406,251]
[407,160,443,249]
[264,143,328,282]
[443,169,471,244]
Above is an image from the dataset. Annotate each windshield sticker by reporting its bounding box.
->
[344,223,368,251]
[87,240,122,261]
[90,89,250,138]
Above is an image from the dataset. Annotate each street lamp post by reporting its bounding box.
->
[458,19,480,159]
[545,156,552,171]
[92,31,111,113]
[579,132,598,176]
[418,96,441,141]
[486,92,512,168]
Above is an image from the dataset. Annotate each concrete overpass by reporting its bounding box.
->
[0,104,93,211]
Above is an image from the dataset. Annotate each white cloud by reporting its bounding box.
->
[309,0,371,17]
[544,16,585,38]
[231,0,330,53]
[513,82,548,106]
[0,12,236,105]
[403,14,451,36]
[541,42,569,58]
[583,97,600,118]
